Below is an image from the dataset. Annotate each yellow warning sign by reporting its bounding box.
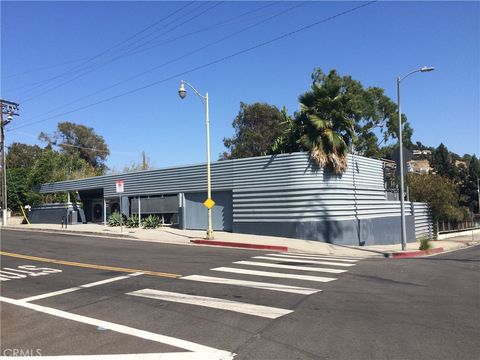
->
[203,198,215,209]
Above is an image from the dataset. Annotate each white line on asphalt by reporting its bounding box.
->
[181,275,320,295]
[270,253,360,262]
[288,252,365,260]
[0,296,234,358]
[263,253,358,262]
[212,267,337,283]
[0,352,233,359]
[234,261,347,274]
[252,256,355,267]
[20,272,144,302]
[127,289,293,319]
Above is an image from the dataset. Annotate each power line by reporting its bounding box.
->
[18,2,293,121]
[9,1,377,133]
[19,2,224,103]
[8,1,197,95]
[9,130,137,155]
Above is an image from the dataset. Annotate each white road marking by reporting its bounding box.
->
[127,289,293,319]
[0,296,234,359]
[268,253,360,262]
[252,256,355,267]
[0,352,232,359]
[181,275,320,295]
[234,261,347,274]
[20,272,144,302]
[212,267,337,283]
[263,253,358,263]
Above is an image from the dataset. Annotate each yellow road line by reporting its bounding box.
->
[0,251,181,279]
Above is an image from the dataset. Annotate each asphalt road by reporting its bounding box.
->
[1,229,479,359]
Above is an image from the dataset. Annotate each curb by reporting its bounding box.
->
[386,247,444,258]
[3,226,135,239]
[190,239,288,252]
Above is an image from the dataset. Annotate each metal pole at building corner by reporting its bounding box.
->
[396,66,435,251]
[178,81,214,240]
[397,77,408,251]
[205,91,214,240]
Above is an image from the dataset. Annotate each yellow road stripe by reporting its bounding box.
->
[0,251,180,279]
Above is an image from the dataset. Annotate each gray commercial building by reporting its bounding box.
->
[34,152,433,246]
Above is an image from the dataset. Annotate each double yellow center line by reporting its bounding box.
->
[0,251,181,279]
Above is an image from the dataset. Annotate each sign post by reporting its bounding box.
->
[115,180,124,233]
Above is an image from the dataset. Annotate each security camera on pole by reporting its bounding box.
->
[0,99,20,226]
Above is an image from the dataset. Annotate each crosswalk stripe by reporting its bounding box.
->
[264,253,358,263]
[212,267,337,283]
[288,252,365,260]
[252,256,355,267]
[278,252,365,262]
[234,261,347,274]
[181,275,320,295]
[127,289,293,319]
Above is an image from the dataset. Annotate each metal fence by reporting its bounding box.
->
[412,202,434,240]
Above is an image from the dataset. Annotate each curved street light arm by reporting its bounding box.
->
[181,80,207,100]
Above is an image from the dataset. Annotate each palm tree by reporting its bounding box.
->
[298,70,355,174]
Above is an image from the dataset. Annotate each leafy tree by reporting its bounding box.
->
[431,143,455,178]
[270,107,302,154]
[462,155,480,214]
[6,142,43,169]
[409,173,468,222]
[39,121,109,172]
[296,69,355,173]
[221,102,285,159]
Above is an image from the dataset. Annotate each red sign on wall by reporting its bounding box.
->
[115,180,124,193]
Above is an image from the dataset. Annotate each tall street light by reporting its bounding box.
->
[178,80,214,240]
[397,66,435,250]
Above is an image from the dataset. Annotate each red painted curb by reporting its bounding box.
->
[390,247,444,258]
[190,239,288,252]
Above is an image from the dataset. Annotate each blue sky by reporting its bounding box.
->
[1,1,479,170]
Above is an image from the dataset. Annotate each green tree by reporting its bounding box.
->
[431,143,455,178]
[39,121,109,172]
[270,107,302,155]
[6,142,43,169]
[296,69,356,173]
[221,102,285,159]
[462,155,480,213]
[409,173,468,222]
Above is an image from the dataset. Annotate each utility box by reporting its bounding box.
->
[69,210,78,224]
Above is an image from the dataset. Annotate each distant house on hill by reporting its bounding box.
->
[454,159,467,168]
[412,149,432,157]
[407,159,433,174]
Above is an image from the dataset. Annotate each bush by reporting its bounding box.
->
[142,214,161,229]
[419,237,433,251]
[108,211,127,227]
[125,214,140,228]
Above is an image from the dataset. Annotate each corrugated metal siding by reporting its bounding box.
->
[413,202,433,240]
[39,152,411,222]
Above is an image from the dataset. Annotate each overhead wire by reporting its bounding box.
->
[7,1,197,95]
[18,2,222,102]
[9,1,377,133]
[19,1,290,120]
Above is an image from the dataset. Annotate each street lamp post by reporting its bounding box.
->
[397,66,434,250]
[178,80,214,240]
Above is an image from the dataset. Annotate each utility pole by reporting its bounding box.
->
[0,99,20,226]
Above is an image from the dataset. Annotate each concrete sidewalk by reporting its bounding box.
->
[2,222,479,258]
